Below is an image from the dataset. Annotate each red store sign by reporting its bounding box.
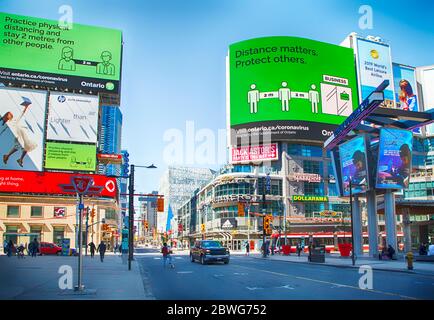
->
[0,170,117,198]
[231,143,278,164]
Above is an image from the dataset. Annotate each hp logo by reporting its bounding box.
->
[57,95,66,103]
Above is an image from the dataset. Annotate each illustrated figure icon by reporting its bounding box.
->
[58,47,76,71]
[308,84,320,113]
[96,51,115,76]
[248,84,260,114]
[278,81,291,112]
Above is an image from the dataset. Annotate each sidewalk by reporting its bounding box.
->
[0,253,151,300]
[249,252,434,276]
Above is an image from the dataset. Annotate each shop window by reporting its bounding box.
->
[5,226,18,245]
[53,227,65,246]
[30,226,42,241]
[31,206,43,217]
[7,206,19,217]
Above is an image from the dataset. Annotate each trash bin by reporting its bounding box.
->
[282,245,291,255]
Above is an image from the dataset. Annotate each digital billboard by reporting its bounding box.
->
[0,169,117,197]
[355,38,395,108]
[0,87,47,171]
[376,128,413,189]
[393,64,418,111]
[0,12,122,94]
[45,141,96,171]
[47,92,99,143]
[338,135,369,196]
[228,36,359,143]
[417,66,434,135]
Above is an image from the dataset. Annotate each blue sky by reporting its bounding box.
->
[2,0,434,193]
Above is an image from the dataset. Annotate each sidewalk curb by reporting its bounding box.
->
[250,256,434,276]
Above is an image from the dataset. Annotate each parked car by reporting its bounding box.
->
[190,240,230,265]
[39,242,62,255]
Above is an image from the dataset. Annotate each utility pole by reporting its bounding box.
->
[349,178,356,266]
[262,176,266,258]
[128,164,135,271]
[85,206,89,256]
[76,194,84,291]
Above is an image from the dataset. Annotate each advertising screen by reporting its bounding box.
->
[228,36,359,143]
[45,141,96,171]
[418,67,434,135]
[0,87,47,171]
[338,135,369,196]
[0,12,122,94]
[376,128,413,189]
[0,169,117,197]
[47,92,99,143]
[355,38,395,107]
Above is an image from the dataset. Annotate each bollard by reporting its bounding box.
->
[406,252,414,270]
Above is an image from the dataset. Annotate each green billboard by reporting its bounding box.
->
[229,36,358,143]
[45,142,96,172]
[0,12,122,93]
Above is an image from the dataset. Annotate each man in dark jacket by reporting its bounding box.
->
[387,245,396,260]
[88,242,96,258]
[97,241,106,262]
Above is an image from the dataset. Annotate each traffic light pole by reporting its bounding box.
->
[262,177,266,258]
[75,194,84,291]
[128,164,135,271]
[349,178,356,266]
[85,207,89,256]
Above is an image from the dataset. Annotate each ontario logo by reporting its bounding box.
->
[57,95,66,103]
[105,82,115,91]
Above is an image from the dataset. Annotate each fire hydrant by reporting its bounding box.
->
[406,252,414,270]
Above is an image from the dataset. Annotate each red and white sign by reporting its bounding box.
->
[97,154,122,164]
[231,143,278,164]
[0,170,117,198]
[54,207,66,218]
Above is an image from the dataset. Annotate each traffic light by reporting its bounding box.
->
[264,214,273,235]
[91,208,96,218]
[237,202,245,217]
[201,224,205,233]
[157,198,164,212]
[122,151,130,177]
[144,220,149,229]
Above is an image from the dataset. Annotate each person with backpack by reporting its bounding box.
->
[161,242,174,268]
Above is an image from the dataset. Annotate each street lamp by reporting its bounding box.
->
[128,164,157,270]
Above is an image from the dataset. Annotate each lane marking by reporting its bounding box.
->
[177,271,193,274]
[232,264,418,300]
[246,287,263,290]
[278,285,295,290]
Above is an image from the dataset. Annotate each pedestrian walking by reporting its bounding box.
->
[6,240,13,257]
[97,241,106,262]
[297,243,302,257]
[245,241,250,256]
[30,238,39,257]
[118,243,122,254]
[88,241,96,258]
[3,240,8,255]
[161,242,174,268]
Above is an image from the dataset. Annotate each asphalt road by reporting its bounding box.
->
[136,248,434,300]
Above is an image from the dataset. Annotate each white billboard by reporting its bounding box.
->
[417,66,434,135]
[355,37,395,107]
[47,92,99,143]
[0,88,47,171]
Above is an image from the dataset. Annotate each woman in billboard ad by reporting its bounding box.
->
[376,128,413,189]
[0,88,46,171]
[339,135,369,196]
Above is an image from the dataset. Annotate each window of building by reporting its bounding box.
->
[288,144,322,157]
[31,206,43,217]
[53,227,65,246]
[30,226,42,241]
[105,208,117,220]
[328,183,339,197]
[304,203,325,218]
[7,206,19,217]
[5,225,18,245]
[304,182,324,196]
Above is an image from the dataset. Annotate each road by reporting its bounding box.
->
[136,248,434,300]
